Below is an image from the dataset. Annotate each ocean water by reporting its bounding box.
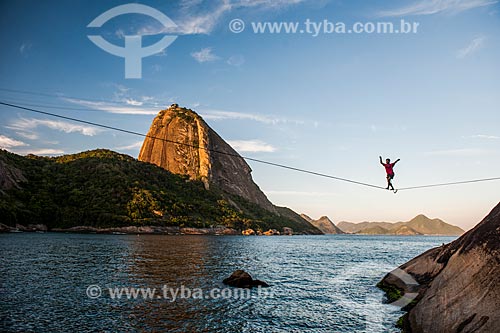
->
[0,233,455,332]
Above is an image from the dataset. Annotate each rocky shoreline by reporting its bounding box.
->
[378,202,500,332]
[0,223,238,235]
[0,223,298,236]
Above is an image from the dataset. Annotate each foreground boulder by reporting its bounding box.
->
[223,270,269,288]
[379,202,500,332]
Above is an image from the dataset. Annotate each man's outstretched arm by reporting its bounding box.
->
[393,158,401,165]
[379,156,384,165]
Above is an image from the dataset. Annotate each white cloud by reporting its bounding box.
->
[0,135,28,149]
[467,134,499,139]
[110,84,131,102]
[115,29,125,39]
[378,0,497,17]
[199,109,303,125]
[456,36,486,59]
[15,131,39,140]
[191,47,219,63]
[8,118,101,136]
[18,148,65,156]
[125,98,143,106]
[176,1,231,35]
[227,55,246,67]
[0,133,66,156]
[67,97,304,126]
[104,85,164,107]
[64,98,158,115]
[19,42,32,55]
[424,148,492,157]
[227,139,276,152]
[116,141,143,150]
[137,0,305,35]
[141,96,155,102]
[115,84,130,94]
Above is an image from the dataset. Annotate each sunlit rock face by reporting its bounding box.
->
[139,104,277,213]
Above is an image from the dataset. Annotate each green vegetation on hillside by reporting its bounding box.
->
[0,149,320,234]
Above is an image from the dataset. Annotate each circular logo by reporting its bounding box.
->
[86,284,102,299]
[87,4,178,78]
[229,19,245,33]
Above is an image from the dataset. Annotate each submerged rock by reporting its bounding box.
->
[379,202,500,332]
[223,270,269,288]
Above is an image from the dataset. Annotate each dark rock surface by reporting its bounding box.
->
[0,157,27,192]
[0,223,48,233]
[223,270,269,288]
[379,202,500,332]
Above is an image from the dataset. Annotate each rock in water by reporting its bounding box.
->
[282,227,293,235]
[379,202,500,332]
[223,270,269,288]
[138,104,276,213]
[242,229,256,236]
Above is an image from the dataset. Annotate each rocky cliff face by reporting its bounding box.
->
[138,104,276,213]
[379,202,500,332]
[0,154,27,193]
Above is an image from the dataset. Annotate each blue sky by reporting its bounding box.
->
[1,0,499,229]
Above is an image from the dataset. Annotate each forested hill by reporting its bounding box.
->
[0,149,321,234]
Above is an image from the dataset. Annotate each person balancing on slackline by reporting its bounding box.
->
[380,156,400,191]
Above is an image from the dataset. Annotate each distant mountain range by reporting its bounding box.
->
[337,215,464,236]
[300,214,345,234]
